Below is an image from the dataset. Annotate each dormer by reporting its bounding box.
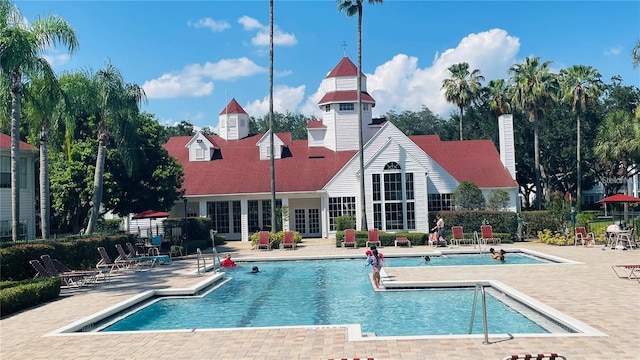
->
[256,130,286,160]
[218,98,249,141]
[185,132,217,162]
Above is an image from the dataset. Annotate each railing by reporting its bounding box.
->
[196,247,222,275]
[196,248,207,275]
[501,354,567,360]
[473,231,482,254]
[468,283,489,344]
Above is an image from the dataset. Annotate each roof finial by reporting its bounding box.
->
[341,41,348,57]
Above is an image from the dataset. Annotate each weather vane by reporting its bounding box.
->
[341,41,348,56]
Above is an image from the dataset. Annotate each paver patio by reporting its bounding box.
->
[1,239,639,360]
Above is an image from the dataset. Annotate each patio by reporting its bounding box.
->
[1,240,639,360]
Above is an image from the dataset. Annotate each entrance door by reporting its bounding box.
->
[293,208,321,237]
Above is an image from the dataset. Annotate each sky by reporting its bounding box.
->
[15,0,640,131]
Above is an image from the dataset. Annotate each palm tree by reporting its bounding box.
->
[336,0,383,231]
[559,65,603,211]
[85,63,146,234]
[632,40,640,68]
[484,78,511,119]
[442,62,485,140]
[0,0,78,240]
[509,56,558,210]
[22,75,71,239]
[269,0,276,232]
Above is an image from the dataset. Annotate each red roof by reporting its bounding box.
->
[0,133,36,151]
[164,134,356,196]
[219,98,247,115]
[326,56,365,78]
[132,210,170,219]
[318,91,375,105]
[410,135,518,188]
[306,120,326,129]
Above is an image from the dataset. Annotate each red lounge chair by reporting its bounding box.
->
[575,227,595,247]
[257,231,271,250]
[281,230,296,250]
[394,237,411,247]
[451,226,473,246]
[343,229,357,248]
[481,225,500,245]
[367,228,381,248]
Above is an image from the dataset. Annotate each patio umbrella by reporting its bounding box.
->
[132,210,170,236]
[596,194,640,222]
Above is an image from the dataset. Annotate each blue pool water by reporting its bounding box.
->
[386,252,551,267]
[101,257,558,336]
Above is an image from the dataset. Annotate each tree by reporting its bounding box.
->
[632,40,640,68]
[509,56,558,210]
[250,111,310,139]
[442,62,485,140]
[559,65,603,210]
[385,107,446,136]
[483,78,511,119]
[0,0,78,240]
[159,120,196,143]
[85,63,146,234]
[337,0,383,231]
[452,181,485,210]
[486,189,510,211]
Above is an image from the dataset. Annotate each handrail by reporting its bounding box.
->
[468,283,489,344]
[501,354,567,360]
[196,248,207,275]
[474,231,483,254]
[211,246,222,271]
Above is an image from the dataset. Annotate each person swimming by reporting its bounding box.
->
[251,266,260,273]
[424,255,431,262]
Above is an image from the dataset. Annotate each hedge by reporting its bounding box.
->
[0,277,61,317]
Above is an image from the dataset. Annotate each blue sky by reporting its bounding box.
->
[16,0,640,131]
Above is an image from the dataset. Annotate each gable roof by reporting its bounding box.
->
[165,134,356,196]
[326,56,365,78]
[0,133,36,151]
[318,91,375,105]
[219,98,248,115]
[410,135,517,188]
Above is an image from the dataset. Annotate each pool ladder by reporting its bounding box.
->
[473,231,483,254]
[196,247,222,275]
[469,283,489,344]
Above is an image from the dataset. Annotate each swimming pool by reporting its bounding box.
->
[97,258,570,336]
[383,252,553,267]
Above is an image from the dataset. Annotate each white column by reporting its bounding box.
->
[241,198,249,242]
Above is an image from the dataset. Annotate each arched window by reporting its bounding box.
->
[372,162,415,231]
[384,162,401,170]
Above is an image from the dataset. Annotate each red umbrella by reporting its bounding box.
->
[596,194,640,204]
[132,210,170,237]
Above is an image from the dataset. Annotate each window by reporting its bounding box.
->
[265,145,271,158]
[339,103,354,111]
[195,148,204,159]
[240,119,245,127]
[294,209,306,233]
[308,209,320,234]
[428,193,453,211]
[207,201,230,233]
[232,201,241,233]
[328,196,356,231]
[0,156,9,188]
[248,200,260,232]
[363,103,369,111]
[229,118,237,128]
[371,162,415,231]
[220,119,226,128]
[0,156,27,189]
[261,199,282,231]
[324,104,331,112]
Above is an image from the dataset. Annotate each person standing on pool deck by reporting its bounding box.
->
[369,249,382,289]
[431,214,446,245]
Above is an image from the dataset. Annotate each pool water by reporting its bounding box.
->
[101,258,559,336]
[386,252,552,267]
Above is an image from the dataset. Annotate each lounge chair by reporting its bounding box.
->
[29,259,53,278]
[280,231,296,250]
[451,226,473,246]
[256,231,271,250]
[343,229,357,248]
[115,244,138,269]
[394,236,411,247]
[39,255,96,287]
[96,246,118,280]
[480,225,500,245]
[51,258,98,285]
[125,242,168,266]
[366,228,381,248]
[575,227,595,247]
[611,264,640,279]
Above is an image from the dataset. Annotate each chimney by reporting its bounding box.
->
[498,114,516,181]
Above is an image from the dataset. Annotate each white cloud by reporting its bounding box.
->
[299,28,520,118]
[143,57,266,99]
[604,46,622,56]
[238,15,262,30]
[244,85,306,118]
[42,51,71,67]
[187,18,230,32]
[238,15,297,47]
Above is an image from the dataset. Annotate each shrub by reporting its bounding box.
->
[334,215,356,231]
[486,190,510,211]
[0,277,61,317]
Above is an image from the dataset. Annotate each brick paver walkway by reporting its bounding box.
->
[1,239,639,359]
